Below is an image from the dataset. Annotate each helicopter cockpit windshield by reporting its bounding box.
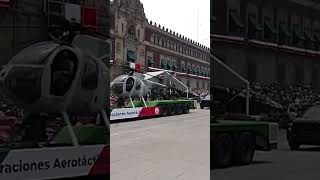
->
[111,75,128,94]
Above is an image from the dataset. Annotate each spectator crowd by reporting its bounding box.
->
[216,82,320,117]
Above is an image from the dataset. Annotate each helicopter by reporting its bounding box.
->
[0,20,110,146]
[110,70,167,107]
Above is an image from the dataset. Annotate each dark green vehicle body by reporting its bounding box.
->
[212,119,278,168]
[126,99,197,109]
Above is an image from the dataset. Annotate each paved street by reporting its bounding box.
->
[111,107,210,180]
[212,130,320,180]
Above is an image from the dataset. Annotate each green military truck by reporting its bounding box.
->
[212,118,278,168]
[210,54,278,169]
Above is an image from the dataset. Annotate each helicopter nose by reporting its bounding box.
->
[0,65,43,104]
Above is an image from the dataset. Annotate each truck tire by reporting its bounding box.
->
[233,132,255,165]
[182,104,188,114]
[167,104,173,116]
[288,140,300,150]
[161,105,168,116]
[185,104,190,113]
[287,132,300,150]
[176,104,182,115]
[172,104,178,115]
[213,133,233,168]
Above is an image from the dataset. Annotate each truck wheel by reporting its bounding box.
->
[176,104,182,115]
[161,105,167,116]
[288,141,300,150]
[213,133,233,168]
[233,132,255,165]
[287,132,300,150]
[172,105,178,115]
[185,104,190,113]
[181,104,186,114]
[167,105,173,116]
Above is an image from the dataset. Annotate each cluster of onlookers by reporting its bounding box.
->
[190,88,209,99]
[0,101,24,143]
[218,82,320,117]
[249,83,320,115]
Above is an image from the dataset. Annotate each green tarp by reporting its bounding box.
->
[293,28,305,40]
[264,20,278,34]
[127,51,136,61]
[181,66,186,72]
[248,16,263,31]
[230,12,244,28]
[304,31,315,41]
[279,23,292,37]
[160,59,167,68]
[148,57,154,64]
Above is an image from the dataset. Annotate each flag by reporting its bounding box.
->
[129,62,141,71]
[0,0,10,8]
[83,6,97,31]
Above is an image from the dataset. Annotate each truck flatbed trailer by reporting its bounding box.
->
[0,126,109,179]
[110,99,197,121]
[212,119,278,168]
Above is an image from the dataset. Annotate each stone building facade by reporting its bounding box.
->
[211,0,320,89]
[110,0,210,90]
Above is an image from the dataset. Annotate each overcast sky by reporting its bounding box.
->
[140,0,210,48]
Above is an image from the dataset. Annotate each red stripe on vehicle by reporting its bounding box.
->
[138,107,160,117]
[89,146,110,175]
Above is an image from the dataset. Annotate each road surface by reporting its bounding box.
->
[212,130,320,180]
[110,107,210,180]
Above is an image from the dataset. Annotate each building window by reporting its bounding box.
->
[147,56,154,67]
[292,24,305,47]
[248,14,262,39]
[160,56,167,69]
[172,60,178,71]
[127,50,136,62]
[228,9,244,36]
[181,63,186,72]
[315,30,320,51]
[122,23,124,32]
[264,17,277,42]
[279,22,291,45]
[304,28,316,50]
